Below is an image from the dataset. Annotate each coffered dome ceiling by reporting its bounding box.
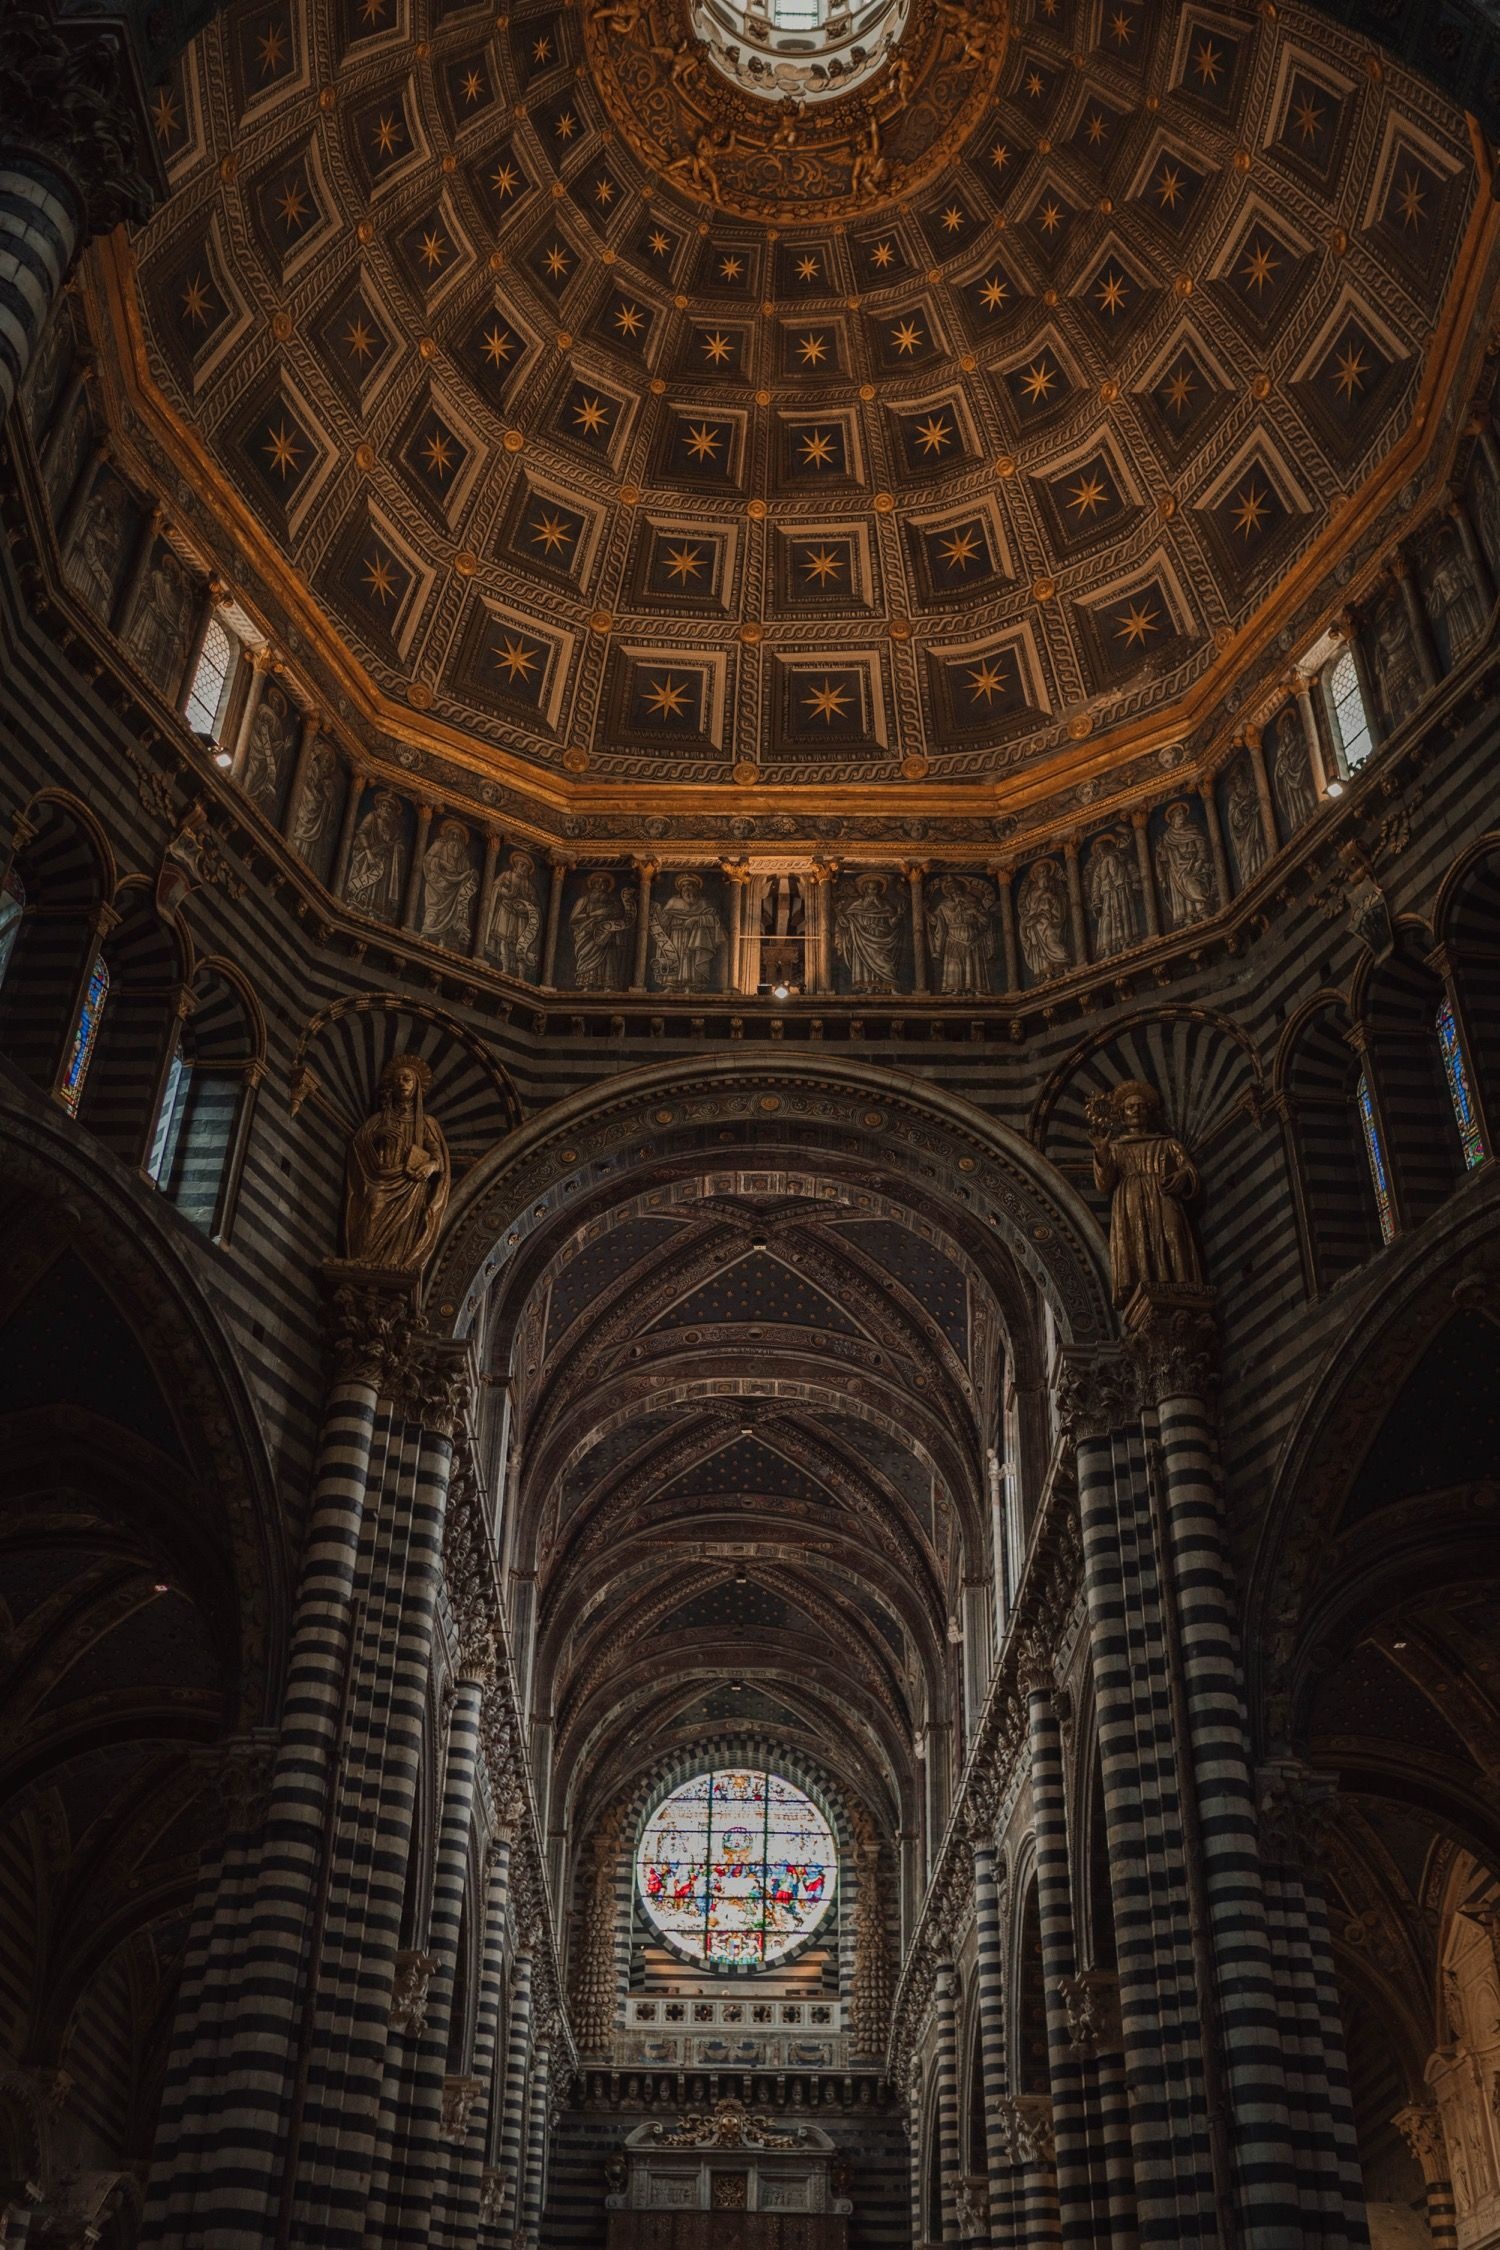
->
[102,0,1491,831]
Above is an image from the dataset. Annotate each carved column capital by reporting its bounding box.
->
[0,5,160,232]
[1055,1969,1121,2057]
[1256,1759,1338,1870]
[993,2094,1055,2167]
[440,2073,485,2144]
[398,1336,473,1437]
[389,1949,438,2033]
[1392,2102,1448,2183]
[1053,1346,1139,1442]
[1121,1283,1219,1404]
[323,1270,421,1391]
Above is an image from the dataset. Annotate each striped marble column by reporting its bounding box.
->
[519,2031,552,2250]
[450,1826,517,2247]
[0,158,80,420]
[1057,1972,1136,2250]
[908,2078,925,2250]
[1022,1654,1091,2250]
[495,1952,535,2239]
[1056,1345,1219,2249]
[1128,1289,1299,2244]
[934,1957,960,2244]
[971,1835,1015,2250]
[384,1644,493,2248]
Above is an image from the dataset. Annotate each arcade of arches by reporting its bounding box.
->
[3,0,1500,2246]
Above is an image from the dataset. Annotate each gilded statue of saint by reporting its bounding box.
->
[342,1053,451,1274]
[1087,1079,1202,1308]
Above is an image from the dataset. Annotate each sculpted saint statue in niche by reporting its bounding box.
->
[1225,765,1268,885]
[1372,601,1424,729]
[1017,857,1072,978]
[926,875,996,995]
[570,870,631,990]
[1087,1079,1203,1308]
[1272,714,1315,833]
[342,1053,451,1274]
[1428,532,1485,661]
[132,551,195,694]
[420,819,478,951]
[290,742,337,862]
[651,872,725,991]
[345,790,407,922]
[65,484,124,617]
[834,873,901,991]
[487,849,542,981]
[1154,801,1215,928]
[244,686,289,806]
[1084,831,1138,958]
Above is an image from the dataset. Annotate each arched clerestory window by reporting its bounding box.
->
[146,965,261,1239]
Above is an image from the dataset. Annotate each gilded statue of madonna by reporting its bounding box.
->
[342,1053,451,1273]
[1087,1079,1203,1308]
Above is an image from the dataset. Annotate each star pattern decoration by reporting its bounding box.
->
[1179,24,1242,111]
[252,16,291,78]
[1008,350,1067,419]
[361,546,400,606]
[696,327,739,370]
[799,544,845,586]
[664,542,707,584]
[663,412,737,481]
[1115,597,1159,646]
[560,383,617,450]
[786,423,846,476]
[151,83,184,146]
[803,676,852,724]
[934,643,1025,729]
[641,222,678,264]
[1226,229,1301,325]
[492,633,542,687]
[273,173,314,235]
[263,420,302,477]
[1092,265,1131,319]
[970,268,1016,324]
[1224,475,1281,546]
[640,672,695,722]
[1087,581,1182,680]
[176,267,225,334]
[931,522,989,578]
[1025,188,1075,263]
[853,229,909,283]
[479,148,526,210]
[1141,152,1206,233]
[1044,452,1129,542]
[514,16,565,84]
[1146,349,1218,443]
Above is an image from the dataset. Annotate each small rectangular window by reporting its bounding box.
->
[184,616,239,740]
[1436,998,1487,1170]
[1325,647,1374,773]
[1356,1071,1395,1244]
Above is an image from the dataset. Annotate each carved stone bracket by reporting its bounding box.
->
[440,2073,484,2144]
[479,2168,506,2224]
[993,2094,1056,2168]
[389,1949,438,2034]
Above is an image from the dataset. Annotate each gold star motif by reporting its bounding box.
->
[1068,471,1109,518]
[555,110,577,138]
[180,273,214,326]
[422,427,455,476]
[418,227,447,271]
[804,677,851,723]
[372,112,402,156]
[491,160,519,198]
[1115,599,1158,646]
[1025,69,1045,97]
[594,176,615,203]
[1231,481,1269,539]
[358,0,386,23]
[275,177,310,230]
[643,673,692,719]
[256,20,288,73]
[462,68,484,101]
[801,545,844,584]
[964,657,1008,703]
[1020,357,1057,404]
[345,316,377,361]
[915,414,952,456]
[483,324,515,367]
[938,527,981,572]
[263,419,303,477]
[1085,112,1107,146]
[572,393,609,436]
[1240,239,1279,293]
[1333,342,1370,401]
[1095,268,1128,316]
[978,273,1010,312]
[1395,169,1427,229]
[798,428,836,467]
[797,331,829,365]
[1155,162,1184,212]
[890,318,924,354]
[989,140,1010,170]
[685,422,723,461]
[1163,364,1196,415]
[544,244,571,278]
[1192,37,1223,86]
[648,228,672,256]
[871,238,895,267]
[363,549,398,604]
[151,87,180,141]
[702,330,733,364]
[494,635,539,682]
[1038,197,1064,236]
[532,32,552,59]
[531,511,573,554]
[664,543,705,583]
[719,254,745,281]
[941,204,965,232]
[1108,7,1132,42]
[613,301,645,338]
[796,254,820,280]
[1292,90,1325,143]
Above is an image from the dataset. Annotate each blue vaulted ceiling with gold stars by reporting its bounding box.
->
[100,0,1493,825]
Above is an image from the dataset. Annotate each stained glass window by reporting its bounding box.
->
[1326,648,1374,773]
[1356,1071,1395,1244]
[0,867,24,987]
[59,956,108,1116]
[1436,999,1487,1169]
[636,1768,835,1970]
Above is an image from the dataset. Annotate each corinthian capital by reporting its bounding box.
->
[1053,1346,1138,1442]
[1391,2102,1447,2182]
[0,5,160,231]
[324,1272,420,1391]
[1122,1283,1219,1404]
